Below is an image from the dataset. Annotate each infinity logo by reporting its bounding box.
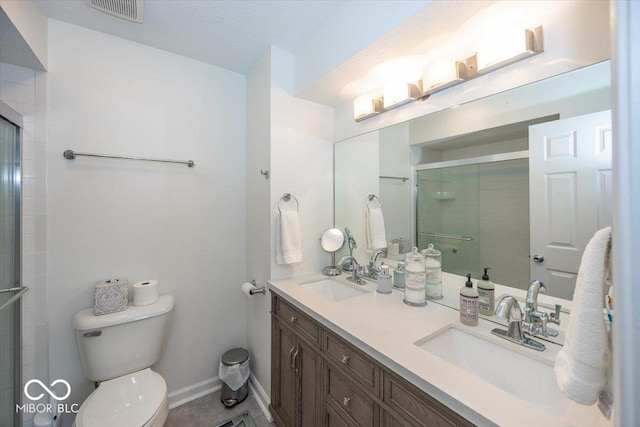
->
[24,379,71,401]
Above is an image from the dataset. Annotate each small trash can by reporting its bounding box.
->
[219,348,250,407]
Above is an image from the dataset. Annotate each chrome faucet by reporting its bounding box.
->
[366,249,386,280]
[338,255,366,285]
[492,295,546,351]
[523,280,561,338]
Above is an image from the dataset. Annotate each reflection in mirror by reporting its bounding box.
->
[334,61,611,315]
[320,228,345,276]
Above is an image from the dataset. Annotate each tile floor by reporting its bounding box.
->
[165,390,275,427]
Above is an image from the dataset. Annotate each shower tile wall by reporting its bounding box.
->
[478,159,529,289]
[0,62,48,427]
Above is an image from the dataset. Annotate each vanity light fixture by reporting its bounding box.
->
[382,82,421,110]
[476,26,544,74]
[353,94,382,122]
[352,25,543,122]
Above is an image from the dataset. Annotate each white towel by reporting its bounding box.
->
[366,205,387,250]
[554,226,611,405]
[275,210,302,265]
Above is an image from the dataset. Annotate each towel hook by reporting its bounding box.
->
[260,170,270,179]
[278,193,299,213]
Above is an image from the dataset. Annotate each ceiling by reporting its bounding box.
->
[35,0,506,107]
[37,0,346,75]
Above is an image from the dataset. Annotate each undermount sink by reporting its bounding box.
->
[415,325,563,405]
[299,278,369,302]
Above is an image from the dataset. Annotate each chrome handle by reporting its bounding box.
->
[533,254,545,263]
[341,355,350,364]
[290,315,297,323]
[421,232,473,241]
[289,346,296,369]
[550,304,562,324]
[0,286,29,312]
[292,348,299,374]
[343,397,351,406]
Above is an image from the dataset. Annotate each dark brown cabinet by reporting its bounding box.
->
[270,292,475,427]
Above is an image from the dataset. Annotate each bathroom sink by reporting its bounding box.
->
[415,325,563,405]
[299,279,369,302]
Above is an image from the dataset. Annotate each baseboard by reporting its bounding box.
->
[168,376,222,409]
[249,372,273,423]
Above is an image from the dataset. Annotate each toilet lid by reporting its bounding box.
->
[75,368,166,427]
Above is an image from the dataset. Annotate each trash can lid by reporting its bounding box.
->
[222,348,249,366]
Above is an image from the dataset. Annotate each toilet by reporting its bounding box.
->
[71,295,175,427]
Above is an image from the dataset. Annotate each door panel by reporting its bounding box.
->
[529,110,612,299]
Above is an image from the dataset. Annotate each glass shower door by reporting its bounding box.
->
[416,165,480,278]
[0,115,21,427]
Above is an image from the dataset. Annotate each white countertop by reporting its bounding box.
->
[268,272,611,427]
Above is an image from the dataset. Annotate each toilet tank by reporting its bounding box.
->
[72,295,175,382]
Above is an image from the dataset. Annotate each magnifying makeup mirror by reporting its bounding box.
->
[321,228,345,276]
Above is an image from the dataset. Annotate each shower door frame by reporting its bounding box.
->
[1,100,23,427]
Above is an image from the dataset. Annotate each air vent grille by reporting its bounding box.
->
[87,0,144,23]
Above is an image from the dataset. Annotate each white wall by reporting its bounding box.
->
[0,61,48,427]
[334,131,379,263]
[334,0,611,141]
[245,49,272,411]
[245,47,334,411]
[45,20,247,424]
[0,0,47,70]
[270,47,334,281]
[379,123,412,246]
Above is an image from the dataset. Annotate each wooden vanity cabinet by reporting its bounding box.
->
[270,293,475,427]
[271,297,323,427]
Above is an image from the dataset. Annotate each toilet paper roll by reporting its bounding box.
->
[241,282,255,298]
[133,280,160,306]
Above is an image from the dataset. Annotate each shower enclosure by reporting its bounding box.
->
[0,112,24,427]
[416,157,530,287]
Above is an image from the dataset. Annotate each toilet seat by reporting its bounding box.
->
[74,368,168,427]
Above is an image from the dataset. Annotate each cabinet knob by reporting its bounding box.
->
[341,355,350,364]
[290,315,297,323]
[343,397,351,406]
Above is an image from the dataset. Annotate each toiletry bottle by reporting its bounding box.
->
[460,273,478,326]
[377,265,392,294]
[477,267,495,315]
[404,247,427,306]
[393,262,406,289]
[422,244,443,300]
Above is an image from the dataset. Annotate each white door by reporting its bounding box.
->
[529,110,612,300]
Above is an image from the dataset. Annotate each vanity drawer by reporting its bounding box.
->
[383,371,475,427]
[324,330,380,395]
[326,364,375,427]
[273,296,321,348]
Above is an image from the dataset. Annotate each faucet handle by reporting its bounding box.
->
[549,304,561,325]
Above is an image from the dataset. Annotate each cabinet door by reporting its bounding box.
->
[271,319,297,427]
[297,340,323,427]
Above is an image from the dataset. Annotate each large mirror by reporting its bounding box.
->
[335,61,611,309]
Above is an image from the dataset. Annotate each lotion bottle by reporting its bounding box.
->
[477,267,495,315]
[460,273,478,326]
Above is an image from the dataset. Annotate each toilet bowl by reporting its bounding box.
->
[73,369,168,427]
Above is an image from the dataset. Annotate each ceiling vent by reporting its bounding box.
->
[87,0,144,23]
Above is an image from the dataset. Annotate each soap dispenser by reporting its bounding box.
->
[460,273,478,326]
[377,265,392,294]
[477,267,495,315]
[393,262,406,289]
